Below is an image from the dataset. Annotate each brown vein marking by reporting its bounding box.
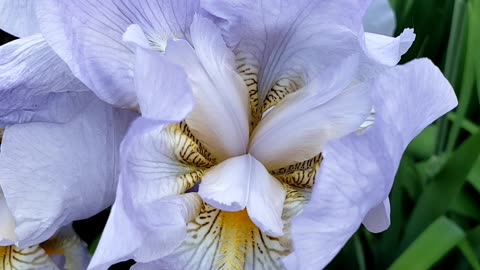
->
[263,76,304,113]
[0,246,54,269]
[236,57,261,130]
[272,154,323,189]
[0,128,3,145]
[167,121,216,168]
[167,203,290,269]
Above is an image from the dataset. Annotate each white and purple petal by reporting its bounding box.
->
[0,0,39,37]
[36,0,199,107]
[0,97,135,247]
[0,35,92,126]
[202,0,371,102]
[283,58,457,269]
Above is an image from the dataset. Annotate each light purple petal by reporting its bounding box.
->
[0,0,39,37]
[165,15,250,161]
[283,58,457,269]
[36,0,199,107]
[202,0,371,102]
[0,97,135,247]
[363,0,396,36]
[134,46,194,122]
[0,35,92,126]
[249,55,370,170]
[363,29,415,67]
[90,168,202,269]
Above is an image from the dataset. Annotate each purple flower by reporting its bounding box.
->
[29,0,460,269]
[0,2,137,268]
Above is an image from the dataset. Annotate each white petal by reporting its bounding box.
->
[246,163,286,237]
[164,15,250,161]
[363,0,396,36]
[0,98,135,247]
[249,79,371,170]
[198,155,251,212]
[198,154,286,236]
[0,0,39,37]
[363,198,391,233]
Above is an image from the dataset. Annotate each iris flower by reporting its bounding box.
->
[5,0,457,269]
[0,1,137,269]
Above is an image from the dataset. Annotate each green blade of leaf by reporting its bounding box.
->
[389,217,465,270]
[402,131,480,246]
[458,238,480,270]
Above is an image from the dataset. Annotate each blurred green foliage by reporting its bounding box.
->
[329,0,480,269]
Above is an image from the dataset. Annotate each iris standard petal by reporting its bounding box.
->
[36,0,199,107]
[363,0,396,36]
[249,77,371,170]
[165,15,250,161]
[0,97,135,247]
[283,58,457,269]
[134,45,194,122]
[0,35,92,126]
[0,0,39,37]
[202,0,371,107]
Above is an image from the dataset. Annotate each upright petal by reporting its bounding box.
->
[165,15,250,161]
[134,46,194,122]
[202,0,371,105]
[363,0,396,36]
[0,97,135,247]
[0,0,39,37]
[0,35,92,126]
[283,59,457,269]
[249,78,371,170]
[36,0,199,107]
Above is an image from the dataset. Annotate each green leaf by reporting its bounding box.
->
[406,125,438,160]
[467,157,480,193]
[458,239,480,270]
[450,186,480,221]
[402,131,480,246]
[389,217,465,270]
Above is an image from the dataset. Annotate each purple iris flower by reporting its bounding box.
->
[0,1,137,268]
[1,0,457,269]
